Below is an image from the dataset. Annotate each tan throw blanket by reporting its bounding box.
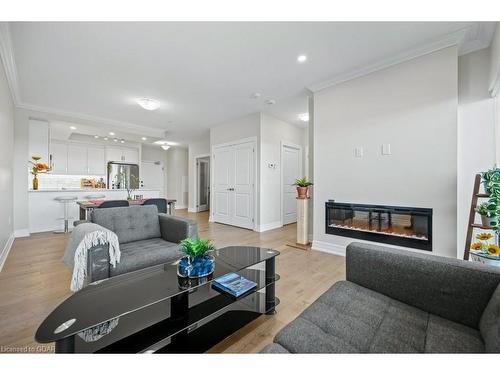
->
[63,223,120,292]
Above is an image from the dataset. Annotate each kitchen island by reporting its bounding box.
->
[28,189,161,233]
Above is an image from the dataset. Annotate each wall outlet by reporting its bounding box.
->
[354,147,363,158]
[382,144,391,155]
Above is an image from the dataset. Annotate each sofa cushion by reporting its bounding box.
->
[260,343,290,353]
[479,283,500,353]
[110,238,183,276]
[272,281,485,353]
[92,205,161,244]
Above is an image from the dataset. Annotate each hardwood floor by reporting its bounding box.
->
[0,210,345,353]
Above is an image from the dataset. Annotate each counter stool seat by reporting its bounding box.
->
[54,195,78,234]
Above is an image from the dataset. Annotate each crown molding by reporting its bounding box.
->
[16,102,166,138]
[307,27,476,93]
[0,22,20,105]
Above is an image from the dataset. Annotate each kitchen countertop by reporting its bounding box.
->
[28,188,160,192]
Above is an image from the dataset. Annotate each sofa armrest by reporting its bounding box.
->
[158,214,198,243]
[346,242,500,328]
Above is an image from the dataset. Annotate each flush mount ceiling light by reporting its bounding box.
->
[103,137,108,141]
[297,54,307,63]
[298,113,309,122]
[136,98,160,111]
[94,135,99,139]
[109,132,115,136]
[154,140,178,146]
[250,92,261,99]
[70,126,77,130]
[120,139,125,144]
[113,138,118,142]
[141,137,147,141]
[265,99,276,105]
[161,145,171,151]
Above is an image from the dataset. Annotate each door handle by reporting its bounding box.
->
[227,188,235,191]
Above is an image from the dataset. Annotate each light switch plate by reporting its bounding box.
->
[382,144,391,155]
[354,147,363,158]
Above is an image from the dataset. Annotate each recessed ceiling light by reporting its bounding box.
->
[161,145,171,151]
[265,99,276,105]
[250,93,261,99]
[94,135,99,139]
[136,98,160,111]
[103,137,108,141]
[113,138,118,142]
[298,113,309,122]
[70,126,77,130]
[141,137,147,141]
[297,55,307,63]
[120,139,125,144]
[109,132,115,136]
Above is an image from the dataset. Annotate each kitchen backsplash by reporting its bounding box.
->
[35,174,105,189]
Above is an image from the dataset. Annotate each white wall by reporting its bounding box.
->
[188,138,210,212]
[312,47,458,258]
[260,113,306,230]
[0,56,15,267]
[141,144,168,198]
[457,48,496,258]
[166,147,188,208]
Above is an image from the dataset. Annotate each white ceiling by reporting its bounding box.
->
[5,22,495,144]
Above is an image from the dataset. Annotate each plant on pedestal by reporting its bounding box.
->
[292,177,313,199]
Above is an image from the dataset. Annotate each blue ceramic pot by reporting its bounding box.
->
[177,254,215,278]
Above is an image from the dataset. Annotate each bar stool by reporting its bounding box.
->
[85,194,105,200]
[54,196,78,234]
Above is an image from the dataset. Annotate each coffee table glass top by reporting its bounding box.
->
[35,246,279,344]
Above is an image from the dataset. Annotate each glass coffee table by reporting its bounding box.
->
[35,246,280,353]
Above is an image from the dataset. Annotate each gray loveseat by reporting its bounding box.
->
[262,242,500,353]
[72,205,197,283]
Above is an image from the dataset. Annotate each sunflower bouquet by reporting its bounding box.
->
[29,155,51,190]
[471,232,500,257]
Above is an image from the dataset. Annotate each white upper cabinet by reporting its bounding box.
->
[67,144,88,174]
[50,142,68,174]
[87,146,106,175]
[106,146,139,164]
[29,119,50,163]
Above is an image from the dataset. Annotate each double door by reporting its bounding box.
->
[213,141,255,229]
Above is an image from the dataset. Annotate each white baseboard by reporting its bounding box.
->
[0,233,15,272]
[311,240,346,257]
[14,229,30,238]
[255,221,282,233]
[175,205,187,210]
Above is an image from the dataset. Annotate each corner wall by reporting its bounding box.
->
[0,56,14,269]
[188,138,210,212]
[312,47,458,258]
[166,147,189,209]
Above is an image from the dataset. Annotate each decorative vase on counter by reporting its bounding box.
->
[32,175,39,190]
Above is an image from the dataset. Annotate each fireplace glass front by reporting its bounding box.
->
[325,201,432,251]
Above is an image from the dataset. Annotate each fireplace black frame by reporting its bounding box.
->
[325,201,433,251]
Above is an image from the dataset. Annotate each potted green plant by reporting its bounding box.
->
[476,202,498,228]
[177,237,217,279]
[481,168,500,195]
[292,177,313,199]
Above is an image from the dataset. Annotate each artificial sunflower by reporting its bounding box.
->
[476,232,494,241]
[486,244,500,256]
[470,242,483,251]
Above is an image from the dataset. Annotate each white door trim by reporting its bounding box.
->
[194,154,210,212]
[211,136,257,230]
[280,141,303,226]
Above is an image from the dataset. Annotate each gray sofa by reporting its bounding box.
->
[262,242,500,353]
[73,205,197,283]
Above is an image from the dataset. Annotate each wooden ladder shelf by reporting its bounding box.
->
[463,174,491,260]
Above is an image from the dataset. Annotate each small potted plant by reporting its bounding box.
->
[481,168,500,195]
[292,177,313,199]
[177,237,216,279]
[475,202,498,228]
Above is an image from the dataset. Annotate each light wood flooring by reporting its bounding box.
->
[0,210,345,353]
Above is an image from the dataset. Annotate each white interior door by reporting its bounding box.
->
[212,141,254,229]
[282,144,302,225]
[213,146,234,225]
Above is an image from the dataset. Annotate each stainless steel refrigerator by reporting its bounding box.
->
[107,162,140,189]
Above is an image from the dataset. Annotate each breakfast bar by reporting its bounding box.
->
[77,198,177,219]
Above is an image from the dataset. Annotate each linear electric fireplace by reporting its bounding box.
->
[325,201,432,251]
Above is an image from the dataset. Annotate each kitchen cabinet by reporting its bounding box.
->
[67,144,88,174]
[87,146,106,174]
[106,146,139,164]
[50,142,68,174]
[29,119,50,163]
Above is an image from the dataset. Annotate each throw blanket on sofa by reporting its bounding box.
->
[63,223,120,292]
